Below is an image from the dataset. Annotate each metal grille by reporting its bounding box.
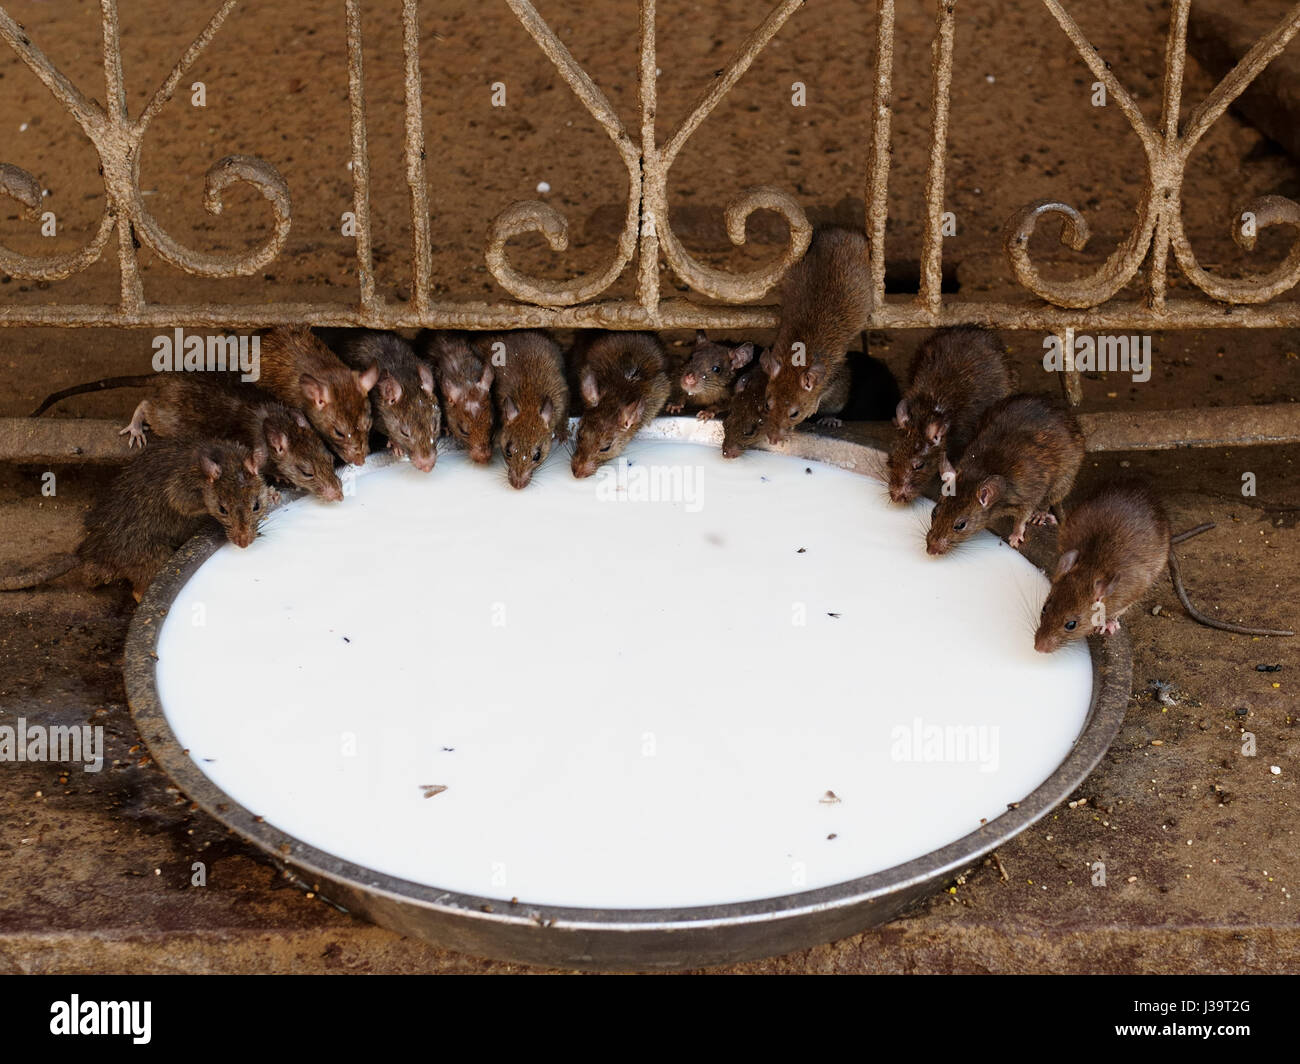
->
[1,0,1298,428]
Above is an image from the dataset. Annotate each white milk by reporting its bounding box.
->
[155,431,1091,909]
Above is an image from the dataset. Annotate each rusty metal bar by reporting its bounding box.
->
[636,0,660,313]
[344,0,377,313]
[401,0,433,317]
[866,0,895,311]
[918,0,956,315]
[1145,0,1191,312]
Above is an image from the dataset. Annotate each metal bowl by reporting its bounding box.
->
[124,427,1130,971]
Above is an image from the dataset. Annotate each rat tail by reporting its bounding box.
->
[0,553,78,591]
[1167,535,1294,637]
[30,374,156,417]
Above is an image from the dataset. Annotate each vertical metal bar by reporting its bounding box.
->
[1147,0,1190,312]
[918,0,956,316]
[636,0,659,315]
[100,0,144,313]
[345,0,377,312]
[867,0,895,314]
[1056,326,1083,406]
[401,0,433,316]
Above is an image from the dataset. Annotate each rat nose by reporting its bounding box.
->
[572,458,595,479]
[682,372,698,389]
[413,452,436,473]
[324,484,344,502]
[926,538,945,556]
[470,445,491,464]
[1034,634,1054,654]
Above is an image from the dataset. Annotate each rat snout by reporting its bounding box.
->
[888,482,913,505]
[230,526,257,549]
[682,372,698,391]
[469,445,492,464]
[322,483,344,503]
[1034,630,1058,654]
[572,455,597,479]
[507,468,533,490]
[721,444,742,460]
[925,536,948,556]
[412,450,437,473]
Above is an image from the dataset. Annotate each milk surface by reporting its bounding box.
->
[155,431,1092,909]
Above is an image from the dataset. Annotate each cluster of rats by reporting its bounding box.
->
[883,327,1293,649]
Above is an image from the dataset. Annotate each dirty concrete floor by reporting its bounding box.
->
[0,0,1298,972]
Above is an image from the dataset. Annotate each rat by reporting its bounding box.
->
[420,330,496,464]
[720,364,771,459]
[569,331,670,478]
[327,330,441,473]
[665,330,756,420]
[886,326,1014,504]
[1034,479,1294,651]
[757,226,872,445]
[254,326,378,466]
[0,438,270,599]
[488,330,569,489]
[925,393,1085,555]
[33,373,343,503]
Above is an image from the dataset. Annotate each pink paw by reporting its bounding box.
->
[1029,510,1058,527]
[818,416,843,428]
[696,408,717,422]
[1100,618,1121,636]
[119,425,147,449]
[1009,526,1027,549]
[665,403,684,415]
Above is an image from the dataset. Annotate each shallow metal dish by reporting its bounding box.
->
[124,427,1130,971]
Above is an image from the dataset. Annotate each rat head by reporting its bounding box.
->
[262,408,343,503]
[498,393,556,490]
[720,368,768,460]
[442,358,495,463]
[298,362,379,467]
[759,346,831,445]
[570,364,647,479]
[197,443,270,549]
[925,471,1004,556]
[886,395,951,504]
[1035,549,1113,653]
[679,331,755,407]
[373,363,441,473]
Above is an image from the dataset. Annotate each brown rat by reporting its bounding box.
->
[33,372,343,503]
[489,330,569,490]
[926,393,1084,555]
[665,330,756,420]
[329,330,441,473]
[1035,479,1294,651]
[255,326,378,466]
[887,326,1014,504]
[757,226,872,445]
[0,438,270,599]
[420,330,495,464]
[570,331,670,478]
[720,364,770,459]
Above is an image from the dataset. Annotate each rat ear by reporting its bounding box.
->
[924,420,945,446]
[1054,548,1079,579]
[620,400,644,431]
[356,364,381,394]
[476,362,494,390]
[1093,574,1118,601]
[580,368,601,407]
[730,342,755,371]
[503,396,520,423]
[540,397,554,423]
[299,373,330,409]
[377,371,402,405]
[245,447,267,476]
[759,347,781,378]
[265,427,290,456]
[694,329,709,347]
[291,409,310,430]
[975,475,1003,509]
[199,452,223,481]
[938,451,956,483]
[894,398,909,428]
[444,379,464,403]
[418,362,435,395]
[801,362,827,393]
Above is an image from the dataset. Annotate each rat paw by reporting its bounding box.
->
[696,408,718,422]
[1028,510,1058,527]
[817,415,844,428]
[119,425,147,449]
[665,403,684,415]
[1100,618,1121,635]
[1008,528,1027,549]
